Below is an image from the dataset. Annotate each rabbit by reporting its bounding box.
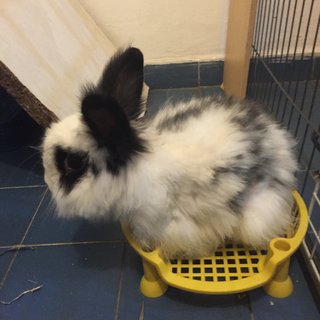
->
[42,47,297,259]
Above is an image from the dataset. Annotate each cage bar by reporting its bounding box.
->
[247,0,320,295]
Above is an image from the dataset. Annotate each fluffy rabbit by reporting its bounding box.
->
[42,47,297,259]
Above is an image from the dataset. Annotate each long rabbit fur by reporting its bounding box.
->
[42,47,297,259]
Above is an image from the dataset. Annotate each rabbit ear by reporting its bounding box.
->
[81,93,146,174]
[97,47,144,120]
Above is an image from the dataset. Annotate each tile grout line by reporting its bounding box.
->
[114,242,127,320]
[148,87,168,92]
[0,184,47,190]
[20,188,49,245]
[0,240,124,250]
[149,85,220,91]
[0,251,19,289]
[247,293,255,320]
[0,188,47,289]
[138,301,145,320]
[198,61,201,87]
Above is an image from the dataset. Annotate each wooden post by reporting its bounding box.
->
[222,0,258,99]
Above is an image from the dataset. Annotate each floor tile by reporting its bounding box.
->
[251,81,319,135]
[0,93,44,188]
[200,86,224,98]
[0,251,15,284]
[1,83,319,319]
[0,243,124,320]
[145,63,198,89]
[24,192,124,245]
[147,89,167,118]
[118,245,252,320]
[199,61,224,86]
[0,146,44,187]
[0,87,43,152]
[147,86,223,118]
[0,187,46,246]
[143,290,251,320]
[304,174,320,233]
[166,87,201,104]
[249,255,320,320]
[116,244,144,320]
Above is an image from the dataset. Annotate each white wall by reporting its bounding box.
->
[80,0,320,63]
[79,0,230,64]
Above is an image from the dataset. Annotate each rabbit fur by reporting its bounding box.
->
[42,47,297,259]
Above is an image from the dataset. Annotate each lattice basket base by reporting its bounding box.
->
[122,190,308,298]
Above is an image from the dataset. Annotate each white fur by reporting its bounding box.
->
[43,97,296,259]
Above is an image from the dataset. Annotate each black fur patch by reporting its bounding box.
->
[82,93,147,175]
[228,191,247,213]
[80,47,147,175]
[55,147,89,193]
[156,100,215,133]
[213,165,249,182]
[232,110,259,129]
[157,107,203,132]
[218,101,276,213]
[91,163,100,176]
[97,47,144,121]
[213,156,272,214]
[156,95,243,133]
[233,101,272,135]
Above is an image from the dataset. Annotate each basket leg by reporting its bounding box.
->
[263,258,293,298]
[140,258,168,298]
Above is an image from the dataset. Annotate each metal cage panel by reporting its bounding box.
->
[247,0,320,294]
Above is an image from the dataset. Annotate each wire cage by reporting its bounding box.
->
[247,0,320,295]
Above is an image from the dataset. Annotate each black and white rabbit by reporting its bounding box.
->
[42,47,297,259]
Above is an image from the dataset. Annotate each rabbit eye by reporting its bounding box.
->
[64,153,88,173]
[55,147,90,193]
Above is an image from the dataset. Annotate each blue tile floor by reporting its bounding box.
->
[0,86,319,320]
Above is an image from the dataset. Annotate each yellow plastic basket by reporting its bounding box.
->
[122,190,308,298]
